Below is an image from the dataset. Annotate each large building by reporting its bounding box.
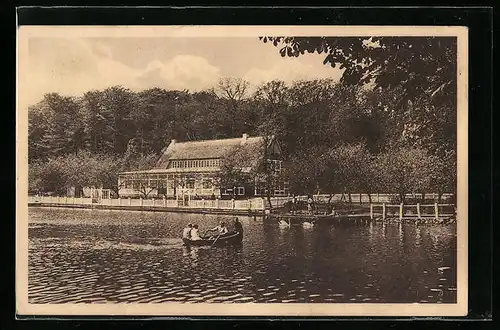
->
[118,134,288,199]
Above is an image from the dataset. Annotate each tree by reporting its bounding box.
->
[259,36,456,106]
[99,86,138,154]
[80,90,115,154]
[323,143,375,203]
[283,147,329,196]
[31,93,85,159]
[261,37,457,159]
[374,147,437,203]
[213,77,250,102]
[217,149,251,192]
[211,78,251,137]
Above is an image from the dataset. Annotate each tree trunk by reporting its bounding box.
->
[75,185,82,198]
[367,192,372,204]
[348,192,352,204]
[399,192,405,204]
[422,192,426,203]
[266,192,273,210]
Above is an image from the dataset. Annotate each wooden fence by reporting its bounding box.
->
[369,203,456,220]
[28,195,265,211]
[265,193,454,208]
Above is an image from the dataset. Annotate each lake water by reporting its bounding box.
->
[28,207,457,304]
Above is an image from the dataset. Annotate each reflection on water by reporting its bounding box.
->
[28,207,457,304]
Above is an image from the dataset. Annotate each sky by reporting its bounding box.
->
[26,37,344,107]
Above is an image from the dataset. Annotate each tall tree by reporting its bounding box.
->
[259,36,456,105]
[34,93,85,158]
[260,36,457,159]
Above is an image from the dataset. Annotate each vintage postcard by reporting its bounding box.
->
[16,25,468,317]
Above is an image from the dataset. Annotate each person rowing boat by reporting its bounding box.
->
[206,221,228,239]
[232,217,243,234]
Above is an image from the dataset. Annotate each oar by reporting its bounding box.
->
[211,232,222,247]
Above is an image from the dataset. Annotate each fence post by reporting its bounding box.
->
[249,199,252,211]
[163,196,166,207]
[232,198,235,210]
[399,203,404,221]
[360,193,362,204]
[152,198,155,207]
[118,197,121,206]
[382,202,386,220]
[417,203,421,219]
[128,198,131,206]
[140,197,143,207]
[370,203,373,220]
[434,202,439,220]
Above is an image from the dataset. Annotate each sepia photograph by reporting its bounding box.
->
[16,25,468,317]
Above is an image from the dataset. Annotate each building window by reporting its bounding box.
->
[237,187,245,195]
[202,180,212,189]
[267,159,282,173]
[221,188,233,196]
[186,178,195,189]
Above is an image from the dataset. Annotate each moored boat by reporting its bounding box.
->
[182,231,243,247]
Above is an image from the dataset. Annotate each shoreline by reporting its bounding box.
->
[28,203,266,216]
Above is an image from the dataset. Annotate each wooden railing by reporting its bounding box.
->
[265,193,454,208]
[369,203,456,220]
[28,195,265,211]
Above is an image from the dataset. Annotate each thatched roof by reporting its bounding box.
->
[153,134,268,170]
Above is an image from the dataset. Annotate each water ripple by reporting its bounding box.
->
[28,207,457,304]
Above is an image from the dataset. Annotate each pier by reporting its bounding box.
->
[266,202,456,226]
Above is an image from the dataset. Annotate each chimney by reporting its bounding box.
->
[241,133,248,145]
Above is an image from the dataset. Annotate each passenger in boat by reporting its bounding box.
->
[190,224,202,241]
[209,221,228,238]
[182,223,193,240]
[233,217,243,234]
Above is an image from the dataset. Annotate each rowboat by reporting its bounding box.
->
[182,231,243,247]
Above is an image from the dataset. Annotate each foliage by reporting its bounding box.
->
[374,147,439,202]
[259,36,456,106]
[28,151,126,196]
[324,143,376,195]
[28,65,457,197]
[260,36,457,158]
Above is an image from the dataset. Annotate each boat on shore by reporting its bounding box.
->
[182,231,243,247]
